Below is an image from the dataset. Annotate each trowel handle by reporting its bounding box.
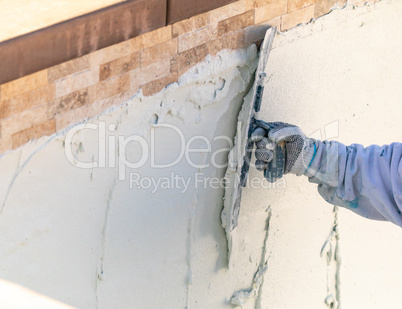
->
[264,141,286,183]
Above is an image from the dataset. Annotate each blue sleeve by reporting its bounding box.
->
[305,141,402,227]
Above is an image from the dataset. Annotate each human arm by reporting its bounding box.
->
[252,122,402,226]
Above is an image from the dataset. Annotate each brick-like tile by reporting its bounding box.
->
[100,53,140,81]
[178,25,218,53]
[173,33,244,77]
[0,84,55,119]
[140,25,172,50]
[264,16,281,29]
[218,10,254,37]
[54,109,77,132]
[142,73,178,96]
[90,40,131,67]
[210,0,247,24]
[48,55,90,83]
[141,39,177,68]
[170,44,209,73]
[131,59,171,87]
[253,0,285,7]
[55,67,99,98]
[288,0,318,13]
[245,0,256,10]
[89,74,130,103]
[12,119,56,149]
[1,70,48,100]
[129,35,142,53]
[92,88,138,116]
[255,0,287,23]
[0,136,12,154]
[1,105,48,138]
[314,0,338,18]
[172,13,209,37]
[207,30,246,54]
[281,5,315,31]
[48,88,89,118]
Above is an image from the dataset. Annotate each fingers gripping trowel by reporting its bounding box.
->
[221,27,285,264]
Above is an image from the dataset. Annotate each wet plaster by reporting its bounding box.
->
[0,46,260,308]
[320,207,341,309]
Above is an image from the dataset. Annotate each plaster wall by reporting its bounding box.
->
[0,1,401,308]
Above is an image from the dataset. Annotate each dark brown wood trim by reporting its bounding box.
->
[166,0,237,24]
[0,0,167,85]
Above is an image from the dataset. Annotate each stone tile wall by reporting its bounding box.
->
[0,0,376,153]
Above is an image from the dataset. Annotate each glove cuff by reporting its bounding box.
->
[289,138,316,176]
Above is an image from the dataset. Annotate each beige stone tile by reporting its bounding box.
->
[172,13,209,37]
[264,16,281,29]
[210,0,247,24]
[12,119,55,148]
[129,35,142,53]
[89,40,131,67]
[178,25,218,53]
[0,136,12,154]
[281,5,315,31]
[89,74,130,103]
[48,55,90,83]
[218,10,254,37]
[131,59,171,87]
[253,0,285,7]
[142,73,178,96]
[1,70,48,100]
[245,0,256,10]
[140,25,172,49]
[48,88,89,118]
[141,39,177,67]
[55,109,76,132]
[255,0,287,23]
[55,67,99,98]
[207,30,246,54]
[0,84,55,119]
[288,0,318,13]
[91,88,138,116]
[100,52,140,81]
[1,105,48,138]
[170,44,209,73]
[314,0,336,18]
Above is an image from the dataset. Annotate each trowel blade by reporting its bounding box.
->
[229,27,276,231]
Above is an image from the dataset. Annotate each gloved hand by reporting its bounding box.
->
[251,122,316,176]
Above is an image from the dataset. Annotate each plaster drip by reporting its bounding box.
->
[95,177,118,308]
[0,135,57,216]
[231,207,272,308]
[185,193,198,308]
[320,206,341,309]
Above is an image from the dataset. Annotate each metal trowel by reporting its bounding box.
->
[222,27,285,246]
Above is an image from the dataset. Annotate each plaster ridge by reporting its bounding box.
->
[0,135,56,216]
[320,206,341,309]
[230,207,272,307]
[95,177,118,308]
[185,194,198,309]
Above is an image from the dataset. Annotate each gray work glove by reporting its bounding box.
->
[251,122,316,175]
